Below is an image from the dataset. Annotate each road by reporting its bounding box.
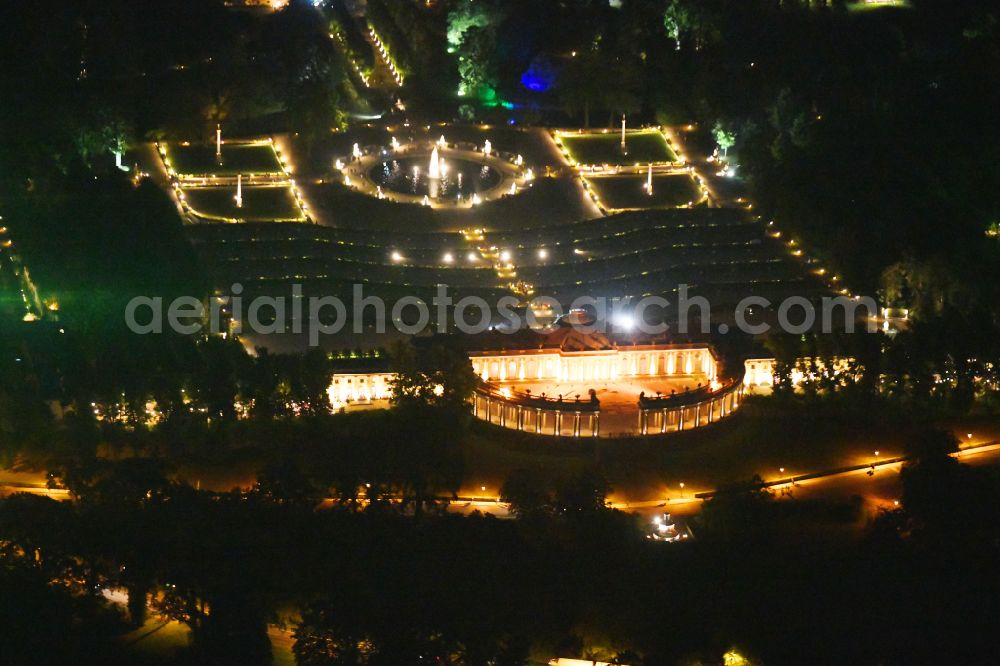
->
[5,442,1000,521]
[616,440,1000,520]
[450,440,1000,520]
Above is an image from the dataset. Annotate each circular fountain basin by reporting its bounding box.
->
[368,155,502,198]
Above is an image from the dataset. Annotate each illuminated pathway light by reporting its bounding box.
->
[367,23,404,86]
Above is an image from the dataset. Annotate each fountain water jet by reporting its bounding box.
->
[428,146,440,179]
[235,173,243,208]
[428,146,441,198]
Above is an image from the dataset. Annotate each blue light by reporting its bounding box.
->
[521,56,559,92]
[520,71,551,92]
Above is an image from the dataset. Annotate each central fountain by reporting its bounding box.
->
[350,138,528,208]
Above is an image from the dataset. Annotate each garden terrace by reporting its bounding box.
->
[161,141,285,178]
[556,129,679,167]
[183,185,306,223]
[186,205,825,307]
[582,173,705,210]
[481,208,753,247]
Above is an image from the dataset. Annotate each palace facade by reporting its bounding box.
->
[470,344,717,384]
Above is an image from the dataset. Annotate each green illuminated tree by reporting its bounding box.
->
[456,25,498,100]
[447,0,502,48]
[713,121,736,156]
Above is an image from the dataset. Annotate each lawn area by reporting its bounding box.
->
[183,185,306,222]
[166,142,284,177]
[558,130,677,166]
[584,173,702,210]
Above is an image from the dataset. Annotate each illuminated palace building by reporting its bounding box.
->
[468,326,743,438]
[472,343,716,384]
[328,320,746,439]
[327,372,394,407]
